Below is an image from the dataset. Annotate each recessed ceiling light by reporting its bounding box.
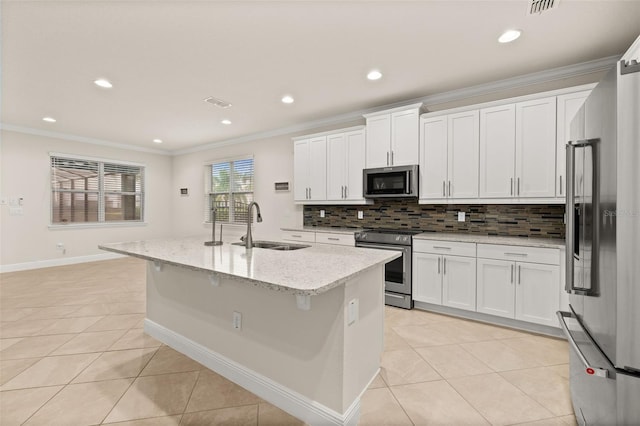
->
[42,117,57,123]
[94,78,113,89]
[281,95,294,104]
[153,139,163,144]
[498,29,522,43]
[367,70,383,80]
[221,119,232,125]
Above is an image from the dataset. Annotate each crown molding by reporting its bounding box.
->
[0,124,171,156]
[173,54,619,156]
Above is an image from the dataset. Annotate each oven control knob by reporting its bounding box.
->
[395,236,400,241]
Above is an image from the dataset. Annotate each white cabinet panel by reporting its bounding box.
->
[515,97,557,198]
[479,104,516,198]
[477,258,515,319]
[293,137,326,202]
[442,256,476,311]
[293,139,310,202]
[327,133,346,201]
[413,252,442,304]
[365,114,391,168]
[556,91,590,198]
[345,129,366,201]
[391,109,420,166]
[420,116,448,200]
[448,110,479,199]
[515,262,560,327]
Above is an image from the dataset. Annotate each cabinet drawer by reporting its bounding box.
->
[477,243,559,265]
[413,239,476,257]
[281,231,316,243]
[315,232,355,246]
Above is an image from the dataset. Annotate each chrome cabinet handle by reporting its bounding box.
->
[438,257,441,274]
[342,186,345,199]
[327,237,339,241]
[559,175,563,196]
[504,252,527,257]
[510,264,514,283]
[510,177,513,196]
[291,234,302,238]
[433,246,452,250]
[443,257,447,275]
[345,186,348,198]
[518,265,521,284]
[443,181,446,197]
[391,151,394,165]
[448,180,451,197]
[386,152,390,166]
[517,178,520,196]
[309,187,311,199]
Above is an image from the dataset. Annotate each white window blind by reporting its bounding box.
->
[51,156,144,224]
[205,157,254,223]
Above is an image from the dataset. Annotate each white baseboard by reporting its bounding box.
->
[144,319,361,426]
[0,252,125,273]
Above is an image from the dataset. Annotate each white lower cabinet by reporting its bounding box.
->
[476,244,560,327]
[412,240,476,312]
[414,239,562,328]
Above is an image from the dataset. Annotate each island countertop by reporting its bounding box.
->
[99,236,399,296]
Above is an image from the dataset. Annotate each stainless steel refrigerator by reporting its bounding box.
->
[558,35,640,425]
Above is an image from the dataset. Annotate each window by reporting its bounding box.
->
[51,155,144,225]
[205,157,254,223]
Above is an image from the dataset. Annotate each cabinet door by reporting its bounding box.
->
[420,116,448,200]
[515,97,557,198]
[556,91,590,198]
[442,255,477,311]
[344,129,366,201]
[326,133,346,201]
[479,104,516,198]
[412,253,442,304]
[448,110,479,199]
[515,262,560,327]
[308,136,327,200]
[390,109,419,166]
[476,258,514,319]
[293,139,310,201]
[365,114,391,168]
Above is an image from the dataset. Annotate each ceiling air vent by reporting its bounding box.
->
[527,0,559,14]
[203,96,232,109]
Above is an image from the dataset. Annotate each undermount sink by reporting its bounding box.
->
[231,241,310,251]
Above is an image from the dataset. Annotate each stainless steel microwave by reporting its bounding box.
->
[363,165,419,198]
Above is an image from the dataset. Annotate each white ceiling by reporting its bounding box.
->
[2,1,640,154]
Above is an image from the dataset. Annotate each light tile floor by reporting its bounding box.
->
[1,258,576,426]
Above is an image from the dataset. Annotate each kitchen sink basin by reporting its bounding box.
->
[231,241,310,251]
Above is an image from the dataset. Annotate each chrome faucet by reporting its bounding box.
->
[243,201,262,248]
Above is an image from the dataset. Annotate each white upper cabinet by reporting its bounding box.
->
[293,136,326,202]
[515,97,557,198]
[556,90,591,198]
[293,126,368,205]
[327,128,366,201]
[479,104,516,198]
[478,97,556,200]
[365,104,422,168]
[419,111,479,201]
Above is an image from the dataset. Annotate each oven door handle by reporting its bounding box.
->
[356,243,408,252]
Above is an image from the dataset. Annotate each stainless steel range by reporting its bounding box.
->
[354,229,421,309]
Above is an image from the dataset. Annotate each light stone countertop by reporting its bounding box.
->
[414,232,565,249]
[99,236,398,296]
[281,226,362,235]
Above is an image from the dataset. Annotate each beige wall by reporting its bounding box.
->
[0,130,173,267]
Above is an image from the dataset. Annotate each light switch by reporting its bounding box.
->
[458,212,465,222]
[357,211,364,220]
[320,210,325,218]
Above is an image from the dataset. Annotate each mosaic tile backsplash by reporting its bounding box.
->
[304,200,566,239]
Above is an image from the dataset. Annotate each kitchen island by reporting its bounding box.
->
[99,237,398,426]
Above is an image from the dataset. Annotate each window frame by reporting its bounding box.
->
[204,156,254,225]
[50,153,146,227]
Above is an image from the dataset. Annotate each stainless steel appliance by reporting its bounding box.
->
[363,165,418,198]
[355,229,420,309]
[558,36,640,426]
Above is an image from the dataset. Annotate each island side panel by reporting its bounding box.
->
[145,262,361,414]
[342,264,385,410]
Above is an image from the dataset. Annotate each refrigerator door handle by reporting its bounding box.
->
[557,311,609,378]
[565,138,600,294]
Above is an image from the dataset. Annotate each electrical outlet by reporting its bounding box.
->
[458,212,465,222]
[320,210,325,218]
[357,211,364,220]
[347,298,359,325]
[56,243,65,250]
[232,311,242,330]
